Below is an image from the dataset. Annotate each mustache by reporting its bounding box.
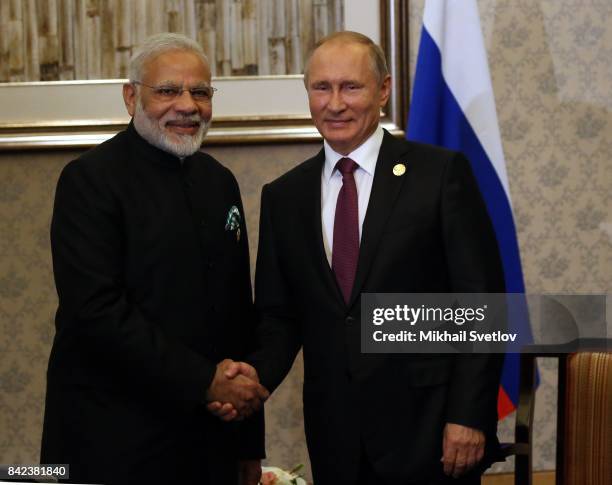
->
[163,114,202,125]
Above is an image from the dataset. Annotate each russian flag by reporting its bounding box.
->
[407,0,533,419]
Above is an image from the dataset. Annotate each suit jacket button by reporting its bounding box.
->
[345,369,352,381]
[345,316,355,325]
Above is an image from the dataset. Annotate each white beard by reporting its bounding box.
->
[133,98,210,158]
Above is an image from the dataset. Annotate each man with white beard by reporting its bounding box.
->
[41,33,267,485]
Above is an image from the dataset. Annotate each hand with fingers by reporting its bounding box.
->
[441,422,485,478]
[205,359,269,420]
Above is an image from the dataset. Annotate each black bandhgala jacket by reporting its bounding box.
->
[41,122,263,485]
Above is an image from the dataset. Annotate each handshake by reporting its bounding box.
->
[205,359,269,421]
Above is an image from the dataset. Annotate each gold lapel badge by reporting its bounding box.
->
[236,227,241,242]
[393,163,406,176]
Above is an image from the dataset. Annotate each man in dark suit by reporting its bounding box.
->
[211,31,504,484]
[41,33,268,485]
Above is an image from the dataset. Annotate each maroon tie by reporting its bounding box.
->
[332,157,359,304]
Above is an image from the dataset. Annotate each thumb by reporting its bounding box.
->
[223,361,242,379]
[238,362,259,381]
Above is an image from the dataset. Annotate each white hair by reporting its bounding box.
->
[128,32,209,82]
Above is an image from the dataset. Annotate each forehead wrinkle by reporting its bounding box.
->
[154,79,211,87]
[157,79,181,85]
[310,76,362,86]
[143,51,210,81]
[312,47,371,71]
[309,41,379,85]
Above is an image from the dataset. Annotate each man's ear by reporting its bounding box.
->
[123,83,137,117]
[379,74,392,108]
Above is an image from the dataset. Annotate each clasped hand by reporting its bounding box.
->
[206,359,268,421]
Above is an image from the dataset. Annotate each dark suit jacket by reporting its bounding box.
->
[41,123,263,485]
[250,131,504,484]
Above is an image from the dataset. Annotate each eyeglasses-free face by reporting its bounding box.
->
[306,41,390,156]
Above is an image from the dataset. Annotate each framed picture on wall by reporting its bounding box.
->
[0,0,408,150]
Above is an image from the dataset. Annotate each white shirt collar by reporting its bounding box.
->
[322,125,384,181]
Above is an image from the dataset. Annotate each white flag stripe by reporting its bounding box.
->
[423,0,511,200]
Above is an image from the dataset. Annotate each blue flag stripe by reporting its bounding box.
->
[408,25,536,410]
[409,28,526,294]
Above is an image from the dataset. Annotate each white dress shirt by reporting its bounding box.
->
[321,125,384,265]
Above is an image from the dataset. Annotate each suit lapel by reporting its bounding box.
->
[348,131,414,308]
[298,150,345,305]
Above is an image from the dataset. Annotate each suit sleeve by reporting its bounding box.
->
[247,184,302,393]
[440,153,505,434]
[51,161,215,411]
[237,410,265,460]
[229,174,266,460]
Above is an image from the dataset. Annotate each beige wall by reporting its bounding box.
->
[1,0,611,481]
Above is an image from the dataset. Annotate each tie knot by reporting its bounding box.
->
[336,157,358,175]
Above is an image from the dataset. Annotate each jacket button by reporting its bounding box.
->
[345,316,355,325]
